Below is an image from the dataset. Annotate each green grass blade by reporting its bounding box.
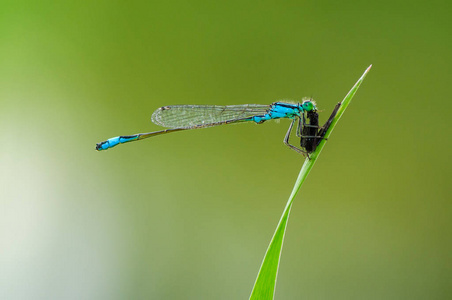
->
[249,65,372,300]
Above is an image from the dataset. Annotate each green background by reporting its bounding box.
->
[1,1,450,299]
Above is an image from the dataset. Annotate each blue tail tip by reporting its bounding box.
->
[96,141,107,151]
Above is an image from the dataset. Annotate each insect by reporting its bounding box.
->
[302,102,341,155]
[95,99,335,157]
[281,102,341,157]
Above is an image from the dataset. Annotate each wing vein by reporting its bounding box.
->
[151,104,270,128]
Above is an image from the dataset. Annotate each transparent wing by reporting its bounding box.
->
[151,104,271,128]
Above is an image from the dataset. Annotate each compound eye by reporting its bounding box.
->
[302,101,314,111]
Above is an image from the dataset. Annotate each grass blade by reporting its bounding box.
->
[249,65,372,300]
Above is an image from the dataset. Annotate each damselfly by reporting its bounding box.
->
[96,99,323,156]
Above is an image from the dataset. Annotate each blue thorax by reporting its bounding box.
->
[251,102,302,123]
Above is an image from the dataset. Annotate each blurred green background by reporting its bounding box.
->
[1,0,450,299]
